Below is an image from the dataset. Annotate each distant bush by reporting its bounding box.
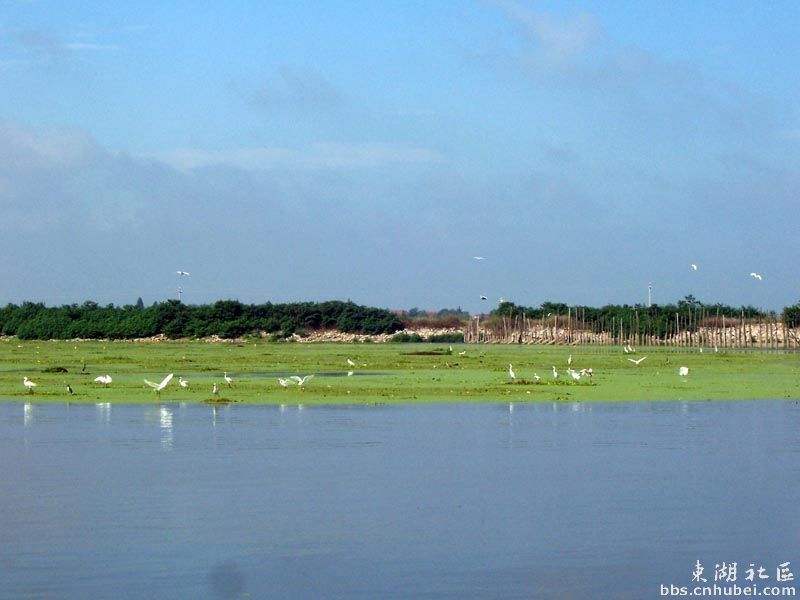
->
[391,332,424,343]
[427,333,464,343]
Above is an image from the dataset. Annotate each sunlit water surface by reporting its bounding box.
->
[1,400,798,599]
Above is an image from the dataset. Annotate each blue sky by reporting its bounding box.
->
[1,1,797,313]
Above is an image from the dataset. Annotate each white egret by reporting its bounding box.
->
[567,354,573,365]
[93,374,112,386]
[179,377,189,388]
[212,383,219,396]
[533,373,541,381]
[552,366,558,379]
[750,272,763,280]
[346,358,356,367]
[278,378,291,387]
[176,270,190,276]
[473,256,486,261]
[290,375,314,387]
[458,350,466,356]
[508,364,516,381]
[579,368,593,378]
[23,376,37,393]
[567,368,581,382]
[144,373,174,394]
[690,264,698,271]
[627,357,647,365]
[224,372,233,386]
[679,366,689,377]
[347,371,354,377]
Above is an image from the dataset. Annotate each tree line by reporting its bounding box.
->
[0,300,404,340]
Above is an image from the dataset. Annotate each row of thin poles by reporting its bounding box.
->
[465,309,799,349]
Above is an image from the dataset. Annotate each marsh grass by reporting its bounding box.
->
[1,339,798,404]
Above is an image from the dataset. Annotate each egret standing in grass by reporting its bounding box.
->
[224,372,233,387]
[212,383,219,397]
[508,364,516,381]
[278,378,291,387]
[23,377,37,393]
[679,366,689,377]
[179,377,189,388]
[552,366,558,379]
[94,374,112,386]
[567,354,573,365]
[346,358,356,368]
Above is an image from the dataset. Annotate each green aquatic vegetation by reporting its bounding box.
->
[1,339,798,404]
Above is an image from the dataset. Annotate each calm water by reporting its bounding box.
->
[1,400,798,599]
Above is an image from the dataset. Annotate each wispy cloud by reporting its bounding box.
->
[246,66,347,113]
[145,142,444,172]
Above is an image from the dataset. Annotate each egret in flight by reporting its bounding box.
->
[627,357,647,365]
[690,264,698,271]
[290,375,314,387]
[750,272,763,280]
[176,271,190,276]
[473,256,486,261]
[93,374,112,386]
[144,373,174,395]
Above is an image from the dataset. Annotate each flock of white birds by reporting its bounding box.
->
[505,346,690,385]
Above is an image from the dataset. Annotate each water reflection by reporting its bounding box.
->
[23,401,33,427]
[159,406,173,451]
[96,402,111,424]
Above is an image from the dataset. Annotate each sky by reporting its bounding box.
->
[0,1,798,313]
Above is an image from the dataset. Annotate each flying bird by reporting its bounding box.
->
[290,375,314,387]
[144,373,174,394]
[750,272,763,280]
[480,296,488,301]
[176,271,190,276]
[508,364,516,381]
[627,357,647,365]
[23,376,37,392]
[473,256,486,261]
[690,264,698,271]
[679,366,689,377]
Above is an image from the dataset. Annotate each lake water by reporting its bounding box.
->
[1,400,798,599]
